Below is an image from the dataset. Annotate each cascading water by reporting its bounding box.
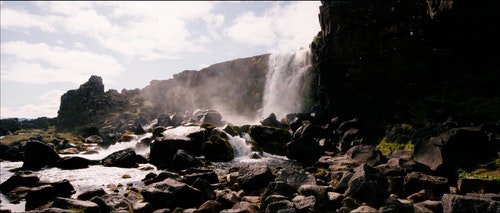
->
[261,46,313,120]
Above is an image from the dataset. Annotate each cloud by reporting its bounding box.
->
[0,7,59,33]
[1,41,125,84]
[0,90,64,119]
[225,1,321,52]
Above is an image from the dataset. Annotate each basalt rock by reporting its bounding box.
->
[313,0,500,128]
[22,140,61,170]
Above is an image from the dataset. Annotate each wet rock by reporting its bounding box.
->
[199,109,224,127]
[248,125,291,155]
[169,149,201,172]
[77,188,107,200]
[57,156,91,170]
[101,148,138,168]
[201,134,234,162]
[442,193,500,213]
[149,138,190,169]
[51,197,100,213]
[260,113,288,129]
[85,135,103,144]
[344,164,388,206]
[22,140,61,170]
[25,185,56,210]
[0,170,40,193]
[262,181,296,201]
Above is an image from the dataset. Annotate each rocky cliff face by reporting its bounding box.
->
[57,75,147,133]
[312,0,500,126]
[57,54,270,133]
[141,54,269,120]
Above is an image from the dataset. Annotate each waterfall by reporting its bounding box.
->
[261,47,313,120]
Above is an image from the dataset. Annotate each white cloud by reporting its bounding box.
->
[1,41,125,84]
[225,1,321,52]
[0,7,59,32]
[0,90,63,119]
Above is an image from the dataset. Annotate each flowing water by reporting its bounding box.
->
[0,126,298,212]
[261,47,313,120]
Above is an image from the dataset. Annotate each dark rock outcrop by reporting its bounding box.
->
[22,140,61,170]
[313,0,500,129]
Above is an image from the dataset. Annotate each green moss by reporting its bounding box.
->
[457,168,500,182]
[376,136,414,155]
[1,126,80,146]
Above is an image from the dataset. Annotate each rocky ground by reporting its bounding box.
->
[1,111,499,213]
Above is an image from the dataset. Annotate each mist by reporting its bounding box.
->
[140,47,314,125]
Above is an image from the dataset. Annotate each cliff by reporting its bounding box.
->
[312,0,500,126]
[141,54,269,120]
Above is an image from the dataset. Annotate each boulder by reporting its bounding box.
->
[25,185,56,210]
[199,109,224,126]
[85,135,103,144]
[215,188,243,209]
[149,138,190,169]
[101,148,138,168]
[413,127,497,172]
[0,170,40,193]
[169,149,201,172]
[345,145,383,167]
[286,135,322,164]
[57,156,91,170]
[265,200,296,213]
[77,188,107,200]
[220,201,260,213]
[262,181,296,201]
[201,135,234,162]
[442,193,500,213]
[261,113,288,129]
[276,170,317,191]
[237,164,275,194]
[142,178,203,209]
[51,197,100,213]
[90,193,133,212]
[344,164,389,206]
[458,178,500,194]
[196,200,223,213]
[22,140,61,170]
[248,125,291,155]
[404,172,449,197]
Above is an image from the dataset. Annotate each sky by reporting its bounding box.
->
[0,1,321,119]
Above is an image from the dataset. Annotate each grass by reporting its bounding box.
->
[376,136,414,155]
[457,159,500,181]
[0,126,81,147]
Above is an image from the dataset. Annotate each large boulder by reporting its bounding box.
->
[142,178,203,209]
[404,172,449,197]
[345,145,383,167]
[237,164,275,194]
[344,164,389,206]
[0,170,40,193]
[101,148,138,168]
[201,135,234,162]
[249,125,291,155]
[22,140,61,170]
[57,156,91,170]
[286,134,322,164]
[169,149,202,172]
[413,127,497,172]
[51,197,100,213]
[442,193,500,213]
[149,138,189,169]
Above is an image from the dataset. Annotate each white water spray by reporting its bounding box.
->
[261,47,313,120]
